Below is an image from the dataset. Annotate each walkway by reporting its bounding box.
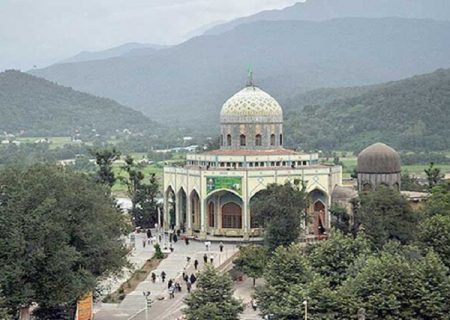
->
[94,233,238,320]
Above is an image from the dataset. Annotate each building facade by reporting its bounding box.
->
[163,83,343,240]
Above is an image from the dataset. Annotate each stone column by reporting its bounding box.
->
[163,190,169,231]
[200,198,207,239]
[175,191,180,230]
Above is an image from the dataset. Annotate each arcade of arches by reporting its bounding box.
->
[164,185,329,239]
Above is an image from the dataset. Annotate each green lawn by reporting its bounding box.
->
[111,163,164,193]
[16,136,73,149]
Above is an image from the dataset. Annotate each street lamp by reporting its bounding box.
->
[143,291,152,320]
[303,300,308,320]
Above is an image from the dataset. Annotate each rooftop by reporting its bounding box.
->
[204,148,300,156]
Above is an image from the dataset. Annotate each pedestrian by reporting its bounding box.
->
[170,243,174,252]
[194,259,199,270]
[177,229,181,237]
[142,239,146,248]
[185,237,189,245]
[161,271,166,283]
[184,274,189,282]
[210,255,214,265]
[159,234,162,242]
[203,253,208,264]
[173,234,178,243]
[169,286,175,299]
[190,274,196,284]
[186,281,192,293]
[251,299,257,311]
[175,282,181,292]
[168,279,173,289]
[151,272,156,283]
[147,229,152,238]
[219,242,224,252]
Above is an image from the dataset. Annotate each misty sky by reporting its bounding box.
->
[0,0,299,71]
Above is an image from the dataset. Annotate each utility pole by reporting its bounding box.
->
[303,300,308,320]
[143,291,152,320]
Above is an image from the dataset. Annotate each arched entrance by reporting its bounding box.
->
[177,188,187,230]
[309,189,328,238]
[190,190,200,232]
[222,202,242,229]
[208,201,215,228]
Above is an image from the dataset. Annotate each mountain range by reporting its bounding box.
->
[30,17,450,130]
[284,68,450,151]
[59,43,167,64]
[205,0,450,35]
[0,70,156,137]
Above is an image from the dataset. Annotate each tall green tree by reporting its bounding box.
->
[306,232,371,288]
[183,265,243,320]
[339,248,450,319]
[255,244,338,320]
[91,147,121,187]
[233,245,268,286]
[425,182,450,217]
[424,162,444,191]
[418,214,450,269]
[121,156,160,228]
[354,186,419,248]
[0,164,129,318]
[251,182,307,251]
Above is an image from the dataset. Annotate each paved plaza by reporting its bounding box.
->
[94,230,255,320]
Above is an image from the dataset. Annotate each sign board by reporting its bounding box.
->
[206,176,242,194]
[76,292,93,320]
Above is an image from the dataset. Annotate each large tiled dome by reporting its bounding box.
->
[220,86,283,124]
[357,143,401,174]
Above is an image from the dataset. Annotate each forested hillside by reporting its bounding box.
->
[0,70,157,136]
[30,18,450,128]
[284,69,450,151]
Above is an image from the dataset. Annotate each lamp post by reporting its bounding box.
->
[303,300,308,320]
[143,291,152,320]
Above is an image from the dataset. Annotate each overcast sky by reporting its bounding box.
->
[0,0,299,71]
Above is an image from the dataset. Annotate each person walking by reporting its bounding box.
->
[194,259,199,270]
[185,237,189,245]
[186,281,192,293]
[190,273,197,284]
[203,253,208,264]
[210,255,214,265]
[161,271,166,283]
[168,279,173,289]
[219,242,224,252]
[169,285,175,299]
[147,229,152,238]
[151,272,156,283]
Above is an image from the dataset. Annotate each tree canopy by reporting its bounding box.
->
[0,164,129,318]
[183,265,243,320]
[251,182,307,251]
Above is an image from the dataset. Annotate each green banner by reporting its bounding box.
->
[206,176,242,194]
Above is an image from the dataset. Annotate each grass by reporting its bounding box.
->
[111,163,164,193]
[102,255,167,303]
[15,136,73,149]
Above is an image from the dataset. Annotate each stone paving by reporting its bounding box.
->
[94,231,238,320]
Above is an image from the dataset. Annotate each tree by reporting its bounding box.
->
[121,155,160,228]
[339,248,450,319]
[306,232,371,288]
[0,164,129,318]
[425,182,450,217]
[401,170,425,192]
[255,244,339,320]
[91,147,121,187]
[233,245,268,286]
[424,162,444,191]
[354,186,419,248]
[251,182,307,251]
[183,265,243,320]
[329,205,352,234]
[418,215,450,269]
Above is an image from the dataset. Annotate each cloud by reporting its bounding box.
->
[0,0,298,71]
